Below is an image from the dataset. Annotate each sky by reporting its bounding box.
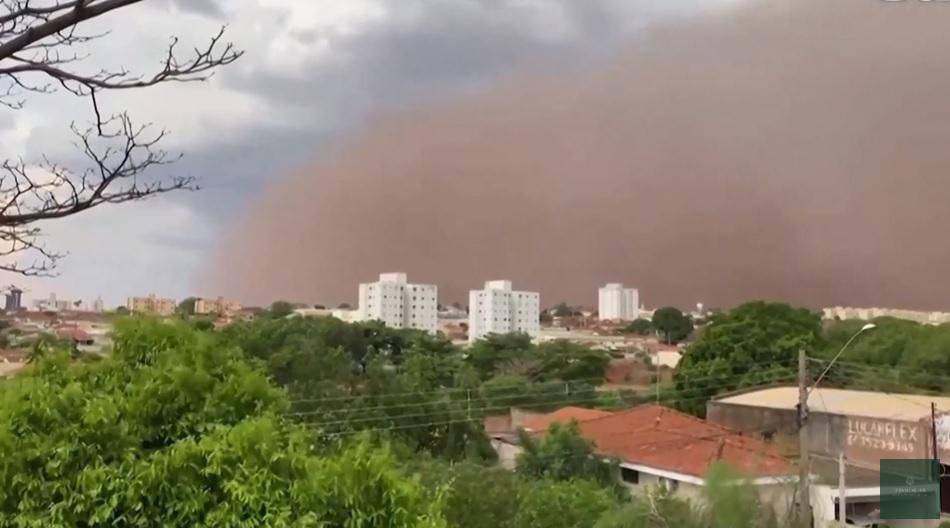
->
[6,0,950,311]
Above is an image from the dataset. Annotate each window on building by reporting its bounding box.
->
[620,467,640,485]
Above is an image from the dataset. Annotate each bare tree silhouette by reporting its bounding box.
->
[0,0,241,274]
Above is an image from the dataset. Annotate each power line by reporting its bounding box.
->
[287,356,801,406]
[286,360,799,409]
[286,375,611,406]
[290,370,797,423]
[806,357,950,384]
[285,366,797,417]
[295,374,798,429]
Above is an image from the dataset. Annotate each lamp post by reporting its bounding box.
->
[811,323,876,392]
[797,322,876,524]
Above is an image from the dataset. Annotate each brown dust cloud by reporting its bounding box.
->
[210,0,950,310]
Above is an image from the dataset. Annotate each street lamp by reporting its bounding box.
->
[810,322,876,392]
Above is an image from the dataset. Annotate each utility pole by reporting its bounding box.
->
[838,452,847,527]
[932,401,941,517]
[932,402,939,460]
[798,348,811,524]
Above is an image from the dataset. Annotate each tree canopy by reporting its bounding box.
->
[516,421,620,495]
[623,318,654,336]
[0,318,443,527]
[176,297,198,316]
[651,307,693,344]
[0,312,808,526]
[672,301,816,416]
[815,317,950,393]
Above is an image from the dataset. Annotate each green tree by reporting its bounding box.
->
[534,340,611,383]
[651,307,693,344]
[267,300,296,318]
[516,421,621,495]
[594,491,697,528]
[552,303,574,318]
[513,479,616,528]
[220,316,494,461]
[817,317,950,392]
[624,318,654,336]
[673,301,818,416]
[594,464,780,528]
[176,297,198,316]
[467,333,535,379]
[413,460,521,528]
[0,320,445,527]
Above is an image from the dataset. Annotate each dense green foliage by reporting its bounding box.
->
[175,296,197,316]
[672,302,816,416]
[817,317,950,392]
[673,300,950,416]
[0,312,812,527]
[551,303,575,318]
[651,307,693,344]
[219,316,609,460]
[594,465,781,528]
[266,301,297,319]
[412,460,790,528]
[0,319,443,527]
[412,460,617,528]
[624,318,654,335]
[514,479,617,528]
[516,421,620,494]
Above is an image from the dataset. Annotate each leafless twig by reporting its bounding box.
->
[0,0,240,274]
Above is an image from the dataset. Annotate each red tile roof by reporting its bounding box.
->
[529,404,792,479]
[522,406,613,432]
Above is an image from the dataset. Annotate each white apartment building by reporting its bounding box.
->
[194,297,242,315]
[598,283,639,321]
[127,294,176,316]
[823,306,950,326]
[468,280,540,343]
[357,273,438,332]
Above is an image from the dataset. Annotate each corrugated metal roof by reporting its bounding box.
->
[715,386,950,421]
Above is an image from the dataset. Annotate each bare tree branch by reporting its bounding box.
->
[0,0,240,275]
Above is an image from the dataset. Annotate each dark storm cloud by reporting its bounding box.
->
[224,0,644,121]
[210,0,950,311]
[177,0,659,223]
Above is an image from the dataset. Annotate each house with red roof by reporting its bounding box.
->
[487,404,797,515]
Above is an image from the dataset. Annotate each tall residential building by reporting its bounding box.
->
[598,283,639,321]
[468,280,540,343]
[127,294,176,316]
[92,297,105,313]
[194,297,242,315]
[4,288,22,312]
[357,273,438,332]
